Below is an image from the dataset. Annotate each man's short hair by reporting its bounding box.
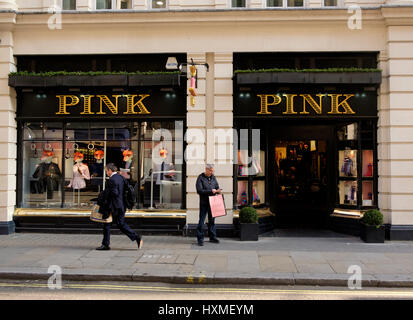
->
[106,163,118,172]
[206,164,214,169]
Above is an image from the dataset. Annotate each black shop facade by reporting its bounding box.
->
[10,72,187,233]
[233,70,381,232]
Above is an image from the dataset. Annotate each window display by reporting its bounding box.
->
[20,121,184,210]
[339,180,357,205]
[362,181,374,206]
[339,149,357,177]
[362,150,373,177]
[336,121,377,209]
[22,141,63,208]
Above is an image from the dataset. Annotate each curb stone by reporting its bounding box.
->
[0,270,413,287]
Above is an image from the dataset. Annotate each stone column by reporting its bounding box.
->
[215,0,227,9]
[132,0,148,10]
[307,0,323,8]
[248,0,263,8]
[212,52,234,229]
[382,22,413,239]
[186,52,207,233]
[77,0,93,10]
[0,26,17,234]
[185,52,235,237]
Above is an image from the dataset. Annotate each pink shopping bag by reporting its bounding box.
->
[209,194,227,218]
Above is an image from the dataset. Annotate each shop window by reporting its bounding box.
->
[267,0,283,7]
[287,0,303,6]
[336,121,377,210]
[62,0,76,10]
[138,122,183,209]
[96,0,112,9]
[324,0,337,6]
[119,0,132,9]
[235,126,266,208]
[22,141,63,208]
[20,121,184,211]
[232,0,246,7]
[152,0,167,9]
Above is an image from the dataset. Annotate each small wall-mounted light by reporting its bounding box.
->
[166,57,178,70]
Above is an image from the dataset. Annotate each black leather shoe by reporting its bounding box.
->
[209,238,220,244]
[96,245,110,251]
[198,241,204,247]
[136,237,143,249]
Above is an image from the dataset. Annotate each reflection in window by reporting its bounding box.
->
[24,122,62,140]
[337,123,357,141]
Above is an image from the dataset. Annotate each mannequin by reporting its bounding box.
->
[68,152,90,205]
[32,150,61,199]
[120,149,133,180]
[341,150,355,177]
[90,150,104,192]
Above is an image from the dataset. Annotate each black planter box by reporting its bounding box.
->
[57,75,128,87]
[8,74,180,88]
[128,74,180,87]
[240,223,259,241]
[360,224,385,243]
[235,71,382,85]
[9,75,57,87]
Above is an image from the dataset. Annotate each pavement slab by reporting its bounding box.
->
[194,254,227,272]
[259,255,298,273]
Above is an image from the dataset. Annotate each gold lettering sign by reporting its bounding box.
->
[327,94,356,114]
[256,93,357,115]
[56,95,80,115]
[125,94,151,115]
[55,94,151,116]
[257,94,282,114]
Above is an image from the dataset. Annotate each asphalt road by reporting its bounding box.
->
[0,280,412,300]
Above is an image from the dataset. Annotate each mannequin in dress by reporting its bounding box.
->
[68,152,90,205]
[32,150,61,200]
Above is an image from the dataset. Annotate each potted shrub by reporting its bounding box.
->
[360,209,385,243]
[239,206,259,241]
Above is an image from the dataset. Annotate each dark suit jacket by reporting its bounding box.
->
[98,173,125,219]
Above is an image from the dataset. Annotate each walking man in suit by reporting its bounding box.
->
[96,163,143,251]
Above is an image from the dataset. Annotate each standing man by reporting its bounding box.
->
[96,163,143,251]
[195,164,222,246]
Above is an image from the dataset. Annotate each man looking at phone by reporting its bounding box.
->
[195,164,222,246]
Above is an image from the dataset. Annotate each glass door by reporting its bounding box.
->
[274,139,328,211]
